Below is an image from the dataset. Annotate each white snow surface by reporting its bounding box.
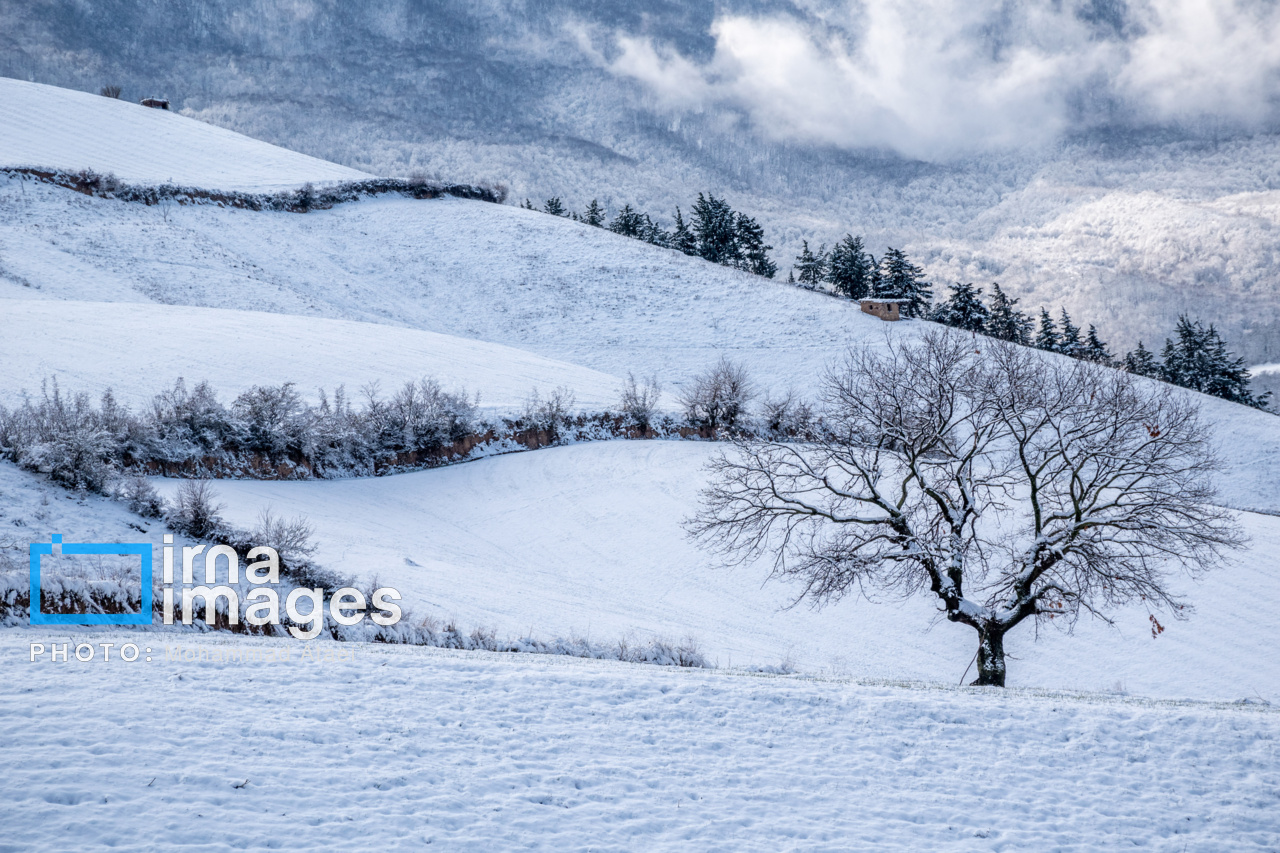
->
[0,77,370,191]
[2,630,1277,852]
[0,299,623,411]
[150,442,1280,703]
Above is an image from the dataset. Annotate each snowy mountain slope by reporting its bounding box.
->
[0,461,177,587]
[0,299,624,411]
[0,77,369,191]
[149,441,1280,702]
[6,172,1280,511]
[3,630,1277,852]
[6,7,1280,361]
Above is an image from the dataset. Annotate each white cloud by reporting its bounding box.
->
[597,1,1280,160]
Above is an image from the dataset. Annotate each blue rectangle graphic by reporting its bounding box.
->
[29,536,153,625]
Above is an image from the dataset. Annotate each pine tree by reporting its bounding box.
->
[794,241,827,288]
[608,204,644,238]
[985,284,1032,344]
[1034,309,1059,352]
[1058,309,1082,358]
[639,214,667,246]
[734,213,776,278]
[1123,341,1161,377]
[1203,327,1269,407]
[691,193,738,265]
[787,269,796,284]
[1162,316,1270,408]
[1161,317,1211,390]
[521,199,535,210]
[583,200,605,227]
[931,282,989,333]
[543,198,567,216]
[875,248,932,318]
[826,235,873,299]
[670,207,698,256]
[1082,325,1114,365]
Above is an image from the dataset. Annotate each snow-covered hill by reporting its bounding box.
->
[0,300,623,411]
[0,171,894,394]
[0,77,369,190]
[6,168,1280,510]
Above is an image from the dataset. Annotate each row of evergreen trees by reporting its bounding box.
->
[929,281,1270,409]
[519,197,1267,411]
[521,193,777,278]
[521,197,935,313]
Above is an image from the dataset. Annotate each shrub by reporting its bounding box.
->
[170,480,224,539]
[99,85,122,99]
[365,378,477,457]
[522,386,576,433]
[115,475,165,518]
[0,380,116,492]
[619,373,662,429]
[232,382,309,460]
[146,378,241,461]
[761,390,815,438]
[679,357,755,430]
[251,507,318,563]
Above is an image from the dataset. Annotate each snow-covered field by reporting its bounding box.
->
[2,631,1278,852]
[0,77,369,190]
[146,441,1280,702]
[3,77,1280,849]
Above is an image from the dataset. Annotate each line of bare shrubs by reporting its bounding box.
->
[0,358,812,495]
[2,167,505,211]
[0,513,708,666]
[0,377,479,489]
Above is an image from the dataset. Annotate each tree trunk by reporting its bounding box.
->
[971,627,1007,687]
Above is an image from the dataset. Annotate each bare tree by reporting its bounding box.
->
[679,357,755,431]
[690,329,1244,686]
[98,85,122,99]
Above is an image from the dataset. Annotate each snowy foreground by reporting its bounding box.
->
[2,631,1277,852]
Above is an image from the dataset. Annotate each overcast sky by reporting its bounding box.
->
[585,0,1280,160]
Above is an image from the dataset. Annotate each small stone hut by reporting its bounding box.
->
[860,299,901,321]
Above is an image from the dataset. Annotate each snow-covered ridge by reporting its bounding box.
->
[0,77,370,191]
